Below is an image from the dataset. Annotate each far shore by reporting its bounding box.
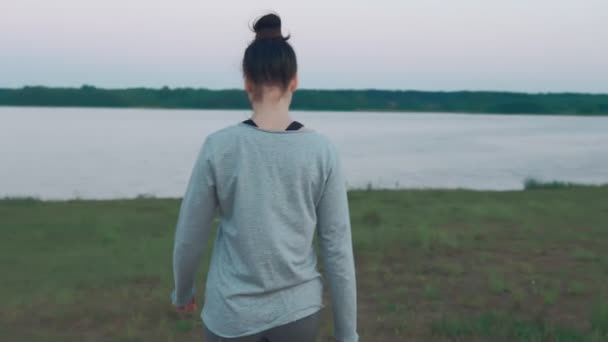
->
[1,86,607,115]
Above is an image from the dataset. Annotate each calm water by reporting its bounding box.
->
[1,107,607,199]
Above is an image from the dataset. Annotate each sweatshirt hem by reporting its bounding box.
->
[201,304,324,338]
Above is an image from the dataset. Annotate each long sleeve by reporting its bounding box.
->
[316,144,359,342]
[171,137,218,307]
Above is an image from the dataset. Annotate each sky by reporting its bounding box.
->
[2,0,607,93]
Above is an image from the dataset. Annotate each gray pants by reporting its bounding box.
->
[203,309,322,342]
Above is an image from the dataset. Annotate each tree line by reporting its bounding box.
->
[1,85,607,115]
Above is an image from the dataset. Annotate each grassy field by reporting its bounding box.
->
[1,186,607,341]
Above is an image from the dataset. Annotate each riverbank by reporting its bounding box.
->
[2,86,608,115]
[1,186,607,341]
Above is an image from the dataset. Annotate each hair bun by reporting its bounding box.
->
[253,13,289,41]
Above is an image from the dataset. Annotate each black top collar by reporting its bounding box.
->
[242,119,303,131]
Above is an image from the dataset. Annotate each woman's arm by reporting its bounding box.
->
[316,144,359,342]
[171,137,218,308]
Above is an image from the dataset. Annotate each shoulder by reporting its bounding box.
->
[198,124,244,154]
[312,131,340,158]
[192,126,235,161]
[205,123,241,143]
[299,131,341,173]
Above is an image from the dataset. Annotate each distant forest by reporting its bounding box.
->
[1,86,607,115]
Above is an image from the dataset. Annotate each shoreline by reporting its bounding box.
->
[2,86,607,115]
[2,104,607,117]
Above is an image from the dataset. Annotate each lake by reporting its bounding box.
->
[1,107,607,200]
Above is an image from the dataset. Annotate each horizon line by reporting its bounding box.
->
[2,85,608,96]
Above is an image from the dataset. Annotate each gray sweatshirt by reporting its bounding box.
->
[171,121,358,341]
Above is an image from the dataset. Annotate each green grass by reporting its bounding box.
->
[1,186,608,340]
[423,284,441,300]
[567,281,587,297]
[542,283,561,306]
[591,302,608,338]
[488,271,511,295]
[572,248,600,262]
[431,311,602,341]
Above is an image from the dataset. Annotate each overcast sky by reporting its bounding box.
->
[2,0,607,92]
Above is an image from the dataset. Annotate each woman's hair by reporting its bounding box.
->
[242,13,297,100]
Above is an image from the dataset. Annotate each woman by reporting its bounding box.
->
[170,12,358,342]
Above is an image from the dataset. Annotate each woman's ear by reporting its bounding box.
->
[289,74,298,93]
[244,77,253,94]
[244,77,257,102]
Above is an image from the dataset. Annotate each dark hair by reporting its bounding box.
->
[242,13,297,99]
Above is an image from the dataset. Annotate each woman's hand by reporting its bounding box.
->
[175,296,197,313]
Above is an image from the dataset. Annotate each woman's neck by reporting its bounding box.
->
[251,97,293,130]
